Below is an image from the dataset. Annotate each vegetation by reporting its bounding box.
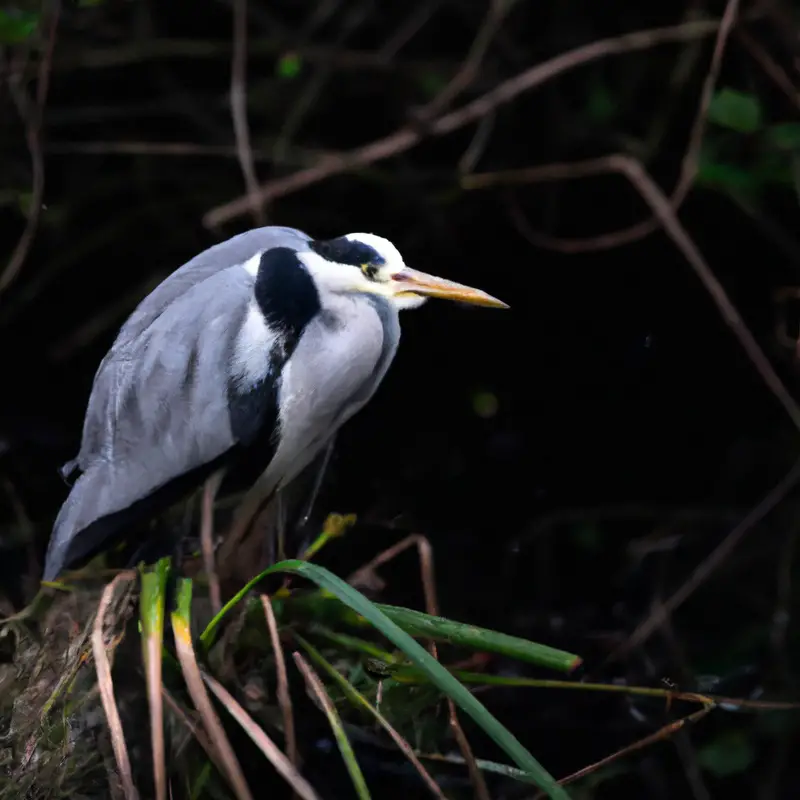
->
[3,0,800,798]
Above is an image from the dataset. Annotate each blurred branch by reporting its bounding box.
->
[26,39,448,74]
[0,1,61,296]
[380,3,440,58]
[508,0,740,253]
[532,705,715,800]
[414,0,512,121]
[230,0,264,225]
[272,3,371,170]
[465,150,800,660]
[737,29,800,111]
[44,139,336,164]
[203,15,731,227]
[609,455,800,662]
[466,154,800,432]
[48,272,165,362]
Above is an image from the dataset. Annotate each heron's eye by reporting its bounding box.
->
[361,263,379,281]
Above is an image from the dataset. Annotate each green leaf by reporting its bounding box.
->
[586,82,616,124]
[765,123,800,151]
[418,71,448,99]
[696,153,759,194]
[0,9,39,44]
[707,88,762,134]
[697,729,755,777]
[471,389,499,419]
[572,523,601,553]
[277,52,302,79]
[201,560,572,800]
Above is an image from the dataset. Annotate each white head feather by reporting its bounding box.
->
[298,232,427,310]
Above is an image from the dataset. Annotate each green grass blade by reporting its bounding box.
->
[140,558,170,800]
[308,625,401,663]
[300,512,357,561]
[374,603,581,673]
[294,634,447,799]
[273,591,580,673]
[293,651,372,800]
[421,751,541,785]
[201,560,571,800]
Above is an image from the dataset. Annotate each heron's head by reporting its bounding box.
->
[301,232,508,311]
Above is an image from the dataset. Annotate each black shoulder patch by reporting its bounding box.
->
[254,247,321,347]
[229,247,322,452]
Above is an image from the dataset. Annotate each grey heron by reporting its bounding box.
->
[42,226,507,583]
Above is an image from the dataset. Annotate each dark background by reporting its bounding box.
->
[2,0,800,797]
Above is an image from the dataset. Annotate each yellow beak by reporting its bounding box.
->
[393,268,509,308]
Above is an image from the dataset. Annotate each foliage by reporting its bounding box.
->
[3,0,800,797]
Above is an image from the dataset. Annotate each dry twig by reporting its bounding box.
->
[511,0,740,253]
[203,16,728,227]
[415,0,511,121]
[261,595,298,771]
[292,652,370,797]
[609,454,800,661]
[201,471,225,615]
[465,149,800,658]
[0,1,61,295]
[230,0,265,226]
[202,669,321,800]
[348,534,490,800]
[91,571,139,800]
[737,29,800,110]
[171,600,254,800]
[530,705,714,799]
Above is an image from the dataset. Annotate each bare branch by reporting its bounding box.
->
[201,471,225,615]
[230,0,265,225]
[415,0,511,120]
[609,455,800,661]
[92,572,139,800]
[0,1,61,295]
[532,705,714,799]
[466,153,800,433]
[261,595,298,776]
[465,149,800,659]
[510,0,740,253]
[737,29,800,111]
[203,16,728,227]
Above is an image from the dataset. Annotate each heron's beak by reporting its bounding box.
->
[392,268,509,308]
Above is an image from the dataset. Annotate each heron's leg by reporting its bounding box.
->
[292,436,337,561]
[200,469,226,614]
[272,489,286,564]
[217,472,273,574]
[297,435,337,534]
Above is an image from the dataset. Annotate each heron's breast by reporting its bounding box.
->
[277,302,384,439]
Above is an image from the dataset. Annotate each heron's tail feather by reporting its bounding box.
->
[43,466,123,582]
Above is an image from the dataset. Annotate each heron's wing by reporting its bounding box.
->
[43,266,270,580]
[115,225,311,347]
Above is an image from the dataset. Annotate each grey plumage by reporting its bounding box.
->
[116,226,311,348]
[43,225,507,582]
[48,268,255,576]
[44,227,394,580]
